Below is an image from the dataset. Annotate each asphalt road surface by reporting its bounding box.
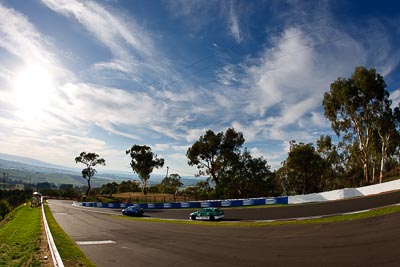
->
[48,191,400,267]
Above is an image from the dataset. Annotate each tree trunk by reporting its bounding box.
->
[379,135,389,184]
[86,177,91,196]
[379,143,385,184]
[372,161,376,184]
[363,160,369,185]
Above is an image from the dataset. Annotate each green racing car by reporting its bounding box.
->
[189,207,224,221]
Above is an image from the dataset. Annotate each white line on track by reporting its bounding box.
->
[48,200,121,216]
[76,240,116,245]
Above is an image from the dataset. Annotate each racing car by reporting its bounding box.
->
[122,206,144,216]
[189,207,224,221]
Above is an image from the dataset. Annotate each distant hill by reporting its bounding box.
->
[0,153,204,187]
[0,153,77,172]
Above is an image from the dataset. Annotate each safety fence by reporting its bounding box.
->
[41,197,64,267]
[81,196,288,209]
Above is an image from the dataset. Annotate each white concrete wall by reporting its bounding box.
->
[288,179,400,204]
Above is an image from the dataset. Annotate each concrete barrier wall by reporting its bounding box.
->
[288,179,400,204]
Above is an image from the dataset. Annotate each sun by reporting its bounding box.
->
[12,65,55,118]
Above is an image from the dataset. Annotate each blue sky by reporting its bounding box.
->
[0,0,399,177]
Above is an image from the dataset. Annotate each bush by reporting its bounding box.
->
[0,199,11,220]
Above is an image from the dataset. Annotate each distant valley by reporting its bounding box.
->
[0,153,202,189]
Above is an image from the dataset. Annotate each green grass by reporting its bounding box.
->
[0,204,42,266]
[43,204,95,267]
[0,203,95,267]
[117,204,400,226]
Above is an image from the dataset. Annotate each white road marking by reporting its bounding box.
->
[48,200,121,216]
[76,240,116,245]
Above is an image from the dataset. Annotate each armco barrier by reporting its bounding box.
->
[42,197,64,267]
[81,196,289,209]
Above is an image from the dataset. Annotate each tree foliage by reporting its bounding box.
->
[186,128,244,195]
[0,199,11,220]
[186,128,277,198]
[126,145,164,194]
[316,135,344,189]
[219,149,275,198]
[118,180,140,193]
[283,141,324,194]
[375,102,400,183]
[160,174,183,194]
[323,66,391,184]
[101,182,119,196]
[75,152,105,196]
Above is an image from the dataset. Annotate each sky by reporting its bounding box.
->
[0,0,399,177]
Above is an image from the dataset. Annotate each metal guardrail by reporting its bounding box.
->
[41,197,64,267]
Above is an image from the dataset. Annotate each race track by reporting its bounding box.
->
[47,190,400,266]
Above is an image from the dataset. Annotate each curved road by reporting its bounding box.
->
[145,190,400,220]
[48,191,400,266]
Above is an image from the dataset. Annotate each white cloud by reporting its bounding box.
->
[1,1,399,174]
[228,2,242,43]
[58,82,165,130]
[234,25,372,146]
[216,64,240,85]
[391,89,400,107]
[185,128,209,143]
[41,0,159,76]
[0,4,50,64]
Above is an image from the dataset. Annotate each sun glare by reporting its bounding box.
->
[12,65,55,118]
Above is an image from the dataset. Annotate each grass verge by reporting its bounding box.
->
[0,204,43,266]
[43,204,95,267]
[117,204,400,226]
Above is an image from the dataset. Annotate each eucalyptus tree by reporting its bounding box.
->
[101,182,118,197]
[186,128,244,196]
[323,66,389,184]
[284,141,324,194]
[160,173,183,194]
[316,135,344,189]
[118,180,140,193]
[219,149,274,198]
[126,145,164,194]
[375,102,400,182]
[75,152,106,196]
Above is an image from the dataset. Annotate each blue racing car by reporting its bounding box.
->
[122,206,144,216]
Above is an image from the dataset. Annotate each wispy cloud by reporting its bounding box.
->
[228,2,242,43]
[41,0,162,78]
[1,0,399,174]
[0,4,50,64]
[212,19,396,164]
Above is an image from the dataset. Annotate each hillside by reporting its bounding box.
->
[0,154,203,188]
